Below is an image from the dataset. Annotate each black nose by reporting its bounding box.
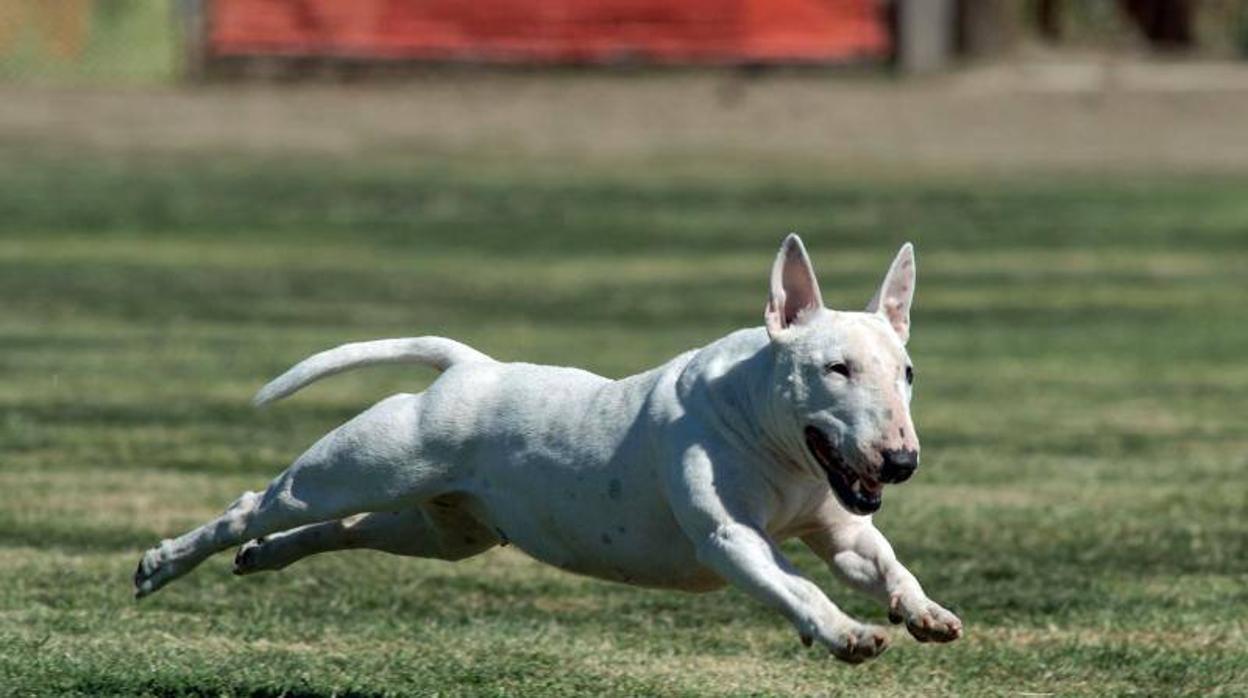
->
[879,449,918,483]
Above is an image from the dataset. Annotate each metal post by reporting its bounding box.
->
[177,0,208,81]
[896,0,955,74]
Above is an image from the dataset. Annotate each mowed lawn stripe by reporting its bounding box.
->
[0,152,1244,694]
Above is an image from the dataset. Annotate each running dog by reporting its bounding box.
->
[134,235,962,664]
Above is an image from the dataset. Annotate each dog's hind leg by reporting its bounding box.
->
[233,499,497,575]
[135,392,456,598]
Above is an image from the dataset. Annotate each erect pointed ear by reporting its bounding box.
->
[765,233,824,337]
[865,243,916,344]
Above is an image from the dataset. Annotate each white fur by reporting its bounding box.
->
[134,236,961,663]
[252,336,491,407]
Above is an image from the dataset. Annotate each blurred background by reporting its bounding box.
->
[4,0,1248,81]
[1,1,1245,695]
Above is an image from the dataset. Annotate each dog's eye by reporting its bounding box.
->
[824,362,850,378]
[905,366,914,385]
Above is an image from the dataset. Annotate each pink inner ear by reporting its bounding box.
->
[766,235,824,334]
[869,245,915,341]
[777,249,822,324]
[880,289,910,341]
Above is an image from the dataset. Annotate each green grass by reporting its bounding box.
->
[1,150,1246,696]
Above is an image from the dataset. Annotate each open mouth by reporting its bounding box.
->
[804,426,882,515]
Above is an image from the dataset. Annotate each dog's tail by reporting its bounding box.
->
[252,337,494,407]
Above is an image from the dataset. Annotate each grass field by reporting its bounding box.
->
[1,144,1246,696]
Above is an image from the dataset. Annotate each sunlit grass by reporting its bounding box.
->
[0,153,1245,695]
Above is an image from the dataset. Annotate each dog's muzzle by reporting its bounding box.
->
[803,426,882,515]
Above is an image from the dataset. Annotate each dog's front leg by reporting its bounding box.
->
[671,445,889,664]
[699,522,890,662]
[803,519,962,643]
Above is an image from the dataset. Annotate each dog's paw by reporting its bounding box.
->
[133,540,180,600]
[889,593,962,643]
[235,536,270,576]
[806,622,890,664]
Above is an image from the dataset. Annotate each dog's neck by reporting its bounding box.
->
[676,328,806,477]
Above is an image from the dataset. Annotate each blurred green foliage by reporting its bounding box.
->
[0,0,175,84]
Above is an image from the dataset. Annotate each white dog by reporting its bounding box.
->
[135,235,961,663]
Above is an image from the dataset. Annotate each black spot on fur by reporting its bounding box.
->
[608,479,623,500]
[601,533,612,545]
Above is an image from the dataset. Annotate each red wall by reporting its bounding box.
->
[209,0,889,64]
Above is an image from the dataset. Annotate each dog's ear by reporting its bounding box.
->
[765,233,824,337]
[866,243,916,344]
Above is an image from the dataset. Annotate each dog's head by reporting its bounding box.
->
[764,235,919,516]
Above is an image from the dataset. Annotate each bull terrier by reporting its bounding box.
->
[134,235,962,663]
